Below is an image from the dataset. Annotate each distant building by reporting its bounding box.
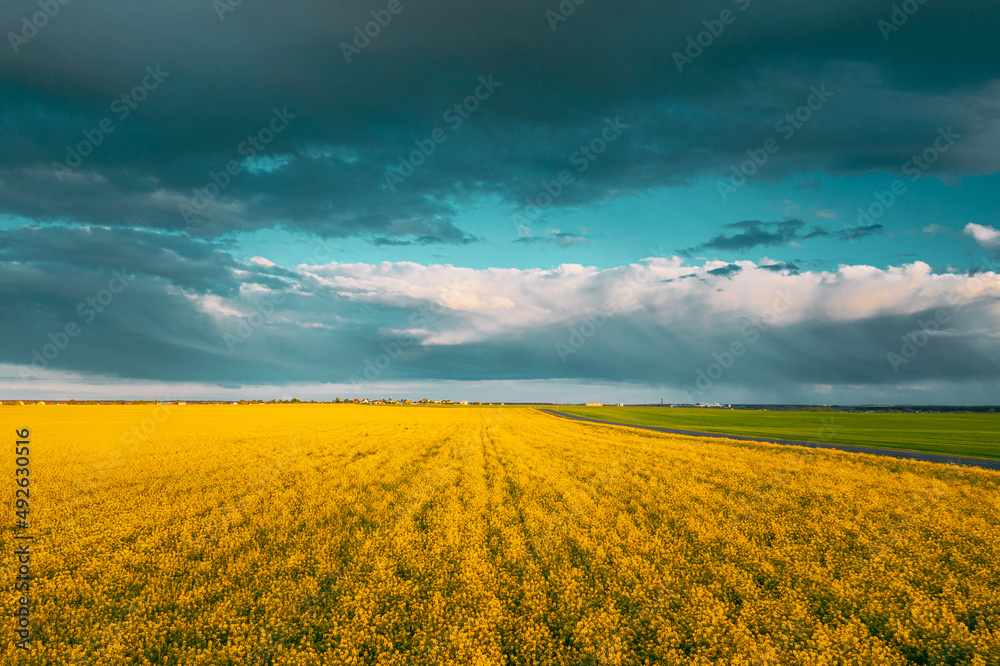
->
[585,402,603,407]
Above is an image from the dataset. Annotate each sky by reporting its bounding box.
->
[1,0,999,403]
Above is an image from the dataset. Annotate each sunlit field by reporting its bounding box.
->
[4,405,1000,664]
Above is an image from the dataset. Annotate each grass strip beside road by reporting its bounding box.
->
[555,406,1000,461]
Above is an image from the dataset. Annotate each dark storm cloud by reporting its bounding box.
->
[1,0,998,240]
[514,229,588,247]
[0,226,355,382]
[0,225,292,294]
[696,220,806,252]
[836,224,885,241]
[707,263,743,278]
[372,231,476,247]
[758,262,800,274]
[2,229,998,393]
[682,219,817,255]
[386,305,1000,393]
[682,218,885,256]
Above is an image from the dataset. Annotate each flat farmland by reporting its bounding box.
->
[3,405,1000,664]
[557,406,1000,461]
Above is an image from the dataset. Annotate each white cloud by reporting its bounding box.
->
[286,258,1000,346]
[964,223,1000,249]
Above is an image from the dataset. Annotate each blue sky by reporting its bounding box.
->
[2,0,999,403]
[231,174,999,273]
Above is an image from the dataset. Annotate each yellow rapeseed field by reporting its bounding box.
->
[2,405,999,665]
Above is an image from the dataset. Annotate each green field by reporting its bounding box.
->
[555,406,1000,461]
